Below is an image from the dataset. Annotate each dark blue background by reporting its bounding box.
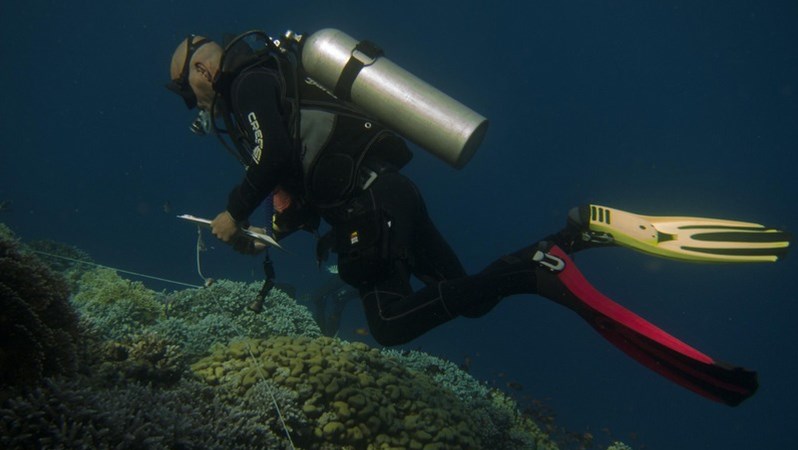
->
[2,1,796,448]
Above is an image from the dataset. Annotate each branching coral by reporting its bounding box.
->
[71,267,164,341]
[0,229,80,386]
[150,313,242,362]
[0,223,16,242]
[155,280,321,361]
[97,333,186,386]
[382,349,558,450]
[0,376,288,449]
[381,348,491,402]
[27,239,94,291]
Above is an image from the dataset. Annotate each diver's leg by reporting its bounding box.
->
[404,192,468,285]
[359,217,541,344]
[354,172,539,344]
[370,172,467,284]
[359,256,539,345]
[373,171,529,318]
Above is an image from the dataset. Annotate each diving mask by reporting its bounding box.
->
[166,34,211,109]
[190,110,212,135]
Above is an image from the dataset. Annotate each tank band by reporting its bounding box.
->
[333,40,384,101]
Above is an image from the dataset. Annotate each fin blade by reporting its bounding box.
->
[538,245,759,406]
[587,204,791,263]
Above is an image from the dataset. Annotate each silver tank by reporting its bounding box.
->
[301,28,489,169]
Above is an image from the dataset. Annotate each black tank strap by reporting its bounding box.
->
[333,40,384,102]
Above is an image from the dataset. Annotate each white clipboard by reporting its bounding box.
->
[177,214,283,250]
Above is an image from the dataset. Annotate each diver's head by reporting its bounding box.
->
[167,35,223,111]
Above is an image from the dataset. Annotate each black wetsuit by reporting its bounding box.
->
[220,64,569,346]
[224,67,303,221]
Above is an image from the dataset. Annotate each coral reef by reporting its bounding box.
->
[154,280,321,361]
[71,267,164,341]
[0,376,288,449]
[97,333,186,386]
[382,349,558,450]
[0,227,80,387]
[0,222,632,449]
[27,239,94,291]
[191,335,555,449]
[0,222,17,242]
[381,349,490,402]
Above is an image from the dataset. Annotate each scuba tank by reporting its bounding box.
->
[300,29,489,169]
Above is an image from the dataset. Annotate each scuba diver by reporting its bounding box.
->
[167,30,790,406]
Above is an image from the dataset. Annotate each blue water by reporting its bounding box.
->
[2,1,796,448]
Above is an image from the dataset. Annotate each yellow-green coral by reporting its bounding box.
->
[72,268,163,340]
[382,348,557,449]
[192,336,485,449]
[0,222,18,242]
[73,268,159,310]
[98,333,185,385]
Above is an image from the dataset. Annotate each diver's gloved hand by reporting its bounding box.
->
[231,226,269,255]
[211,210,240,242]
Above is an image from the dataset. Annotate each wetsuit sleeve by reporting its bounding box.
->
[226,69,295,222]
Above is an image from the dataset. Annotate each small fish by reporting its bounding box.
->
[162,201,172,214]
[354,327,369,336]
[459,356,473,372]
[506,381,524,391]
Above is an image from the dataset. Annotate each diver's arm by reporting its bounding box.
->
[271,202,321,241]
[225,69,294,223]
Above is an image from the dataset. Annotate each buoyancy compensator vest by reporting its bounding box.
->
[210,30,414,208]
[210,30,301,168]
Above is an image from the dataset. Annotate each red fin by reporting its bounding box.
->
[537,245,758,406]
